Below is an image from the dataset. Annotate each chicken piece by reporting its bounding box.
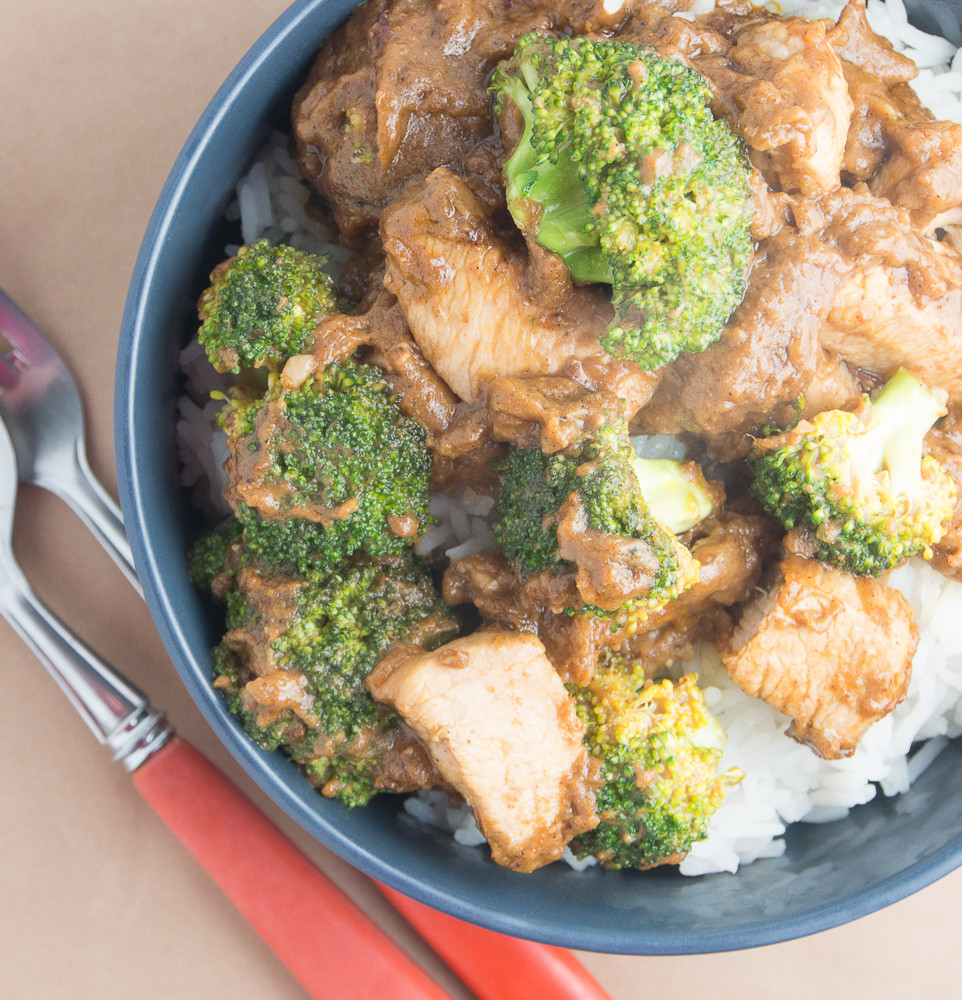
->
[826,0,919,86]
[603,504,782,672]
[483,352,660,454]
[825,256,962,402]
[870,118,962,232]
[824,1,962,228]
[826,0,928,181]
[836,60,920,183]
[722,555,917,759]
[380,168,613,403]
[701,17,853,196]
[367,631,598,872]
[803,188,962,404]
[441,552,604,685]
[482,372,644,454]
[430,347,658,474]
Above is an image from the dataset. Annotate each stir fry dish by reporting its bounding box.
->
[186,0,962,874]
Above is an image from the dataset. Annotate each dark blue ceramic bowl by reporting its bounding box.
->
[115,0,962,954]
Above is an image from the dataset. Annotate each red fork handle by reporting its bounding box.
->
[378,884,613,1000]
[131,736,450,1000]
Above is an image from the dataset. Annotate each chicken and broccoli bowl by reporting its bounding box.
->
[173,0,962,884]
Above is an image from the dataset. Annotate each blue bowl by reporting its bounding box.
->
[115,0,962,954]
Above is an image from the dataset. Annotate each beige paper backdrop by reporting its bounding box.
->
[0,2,959,997]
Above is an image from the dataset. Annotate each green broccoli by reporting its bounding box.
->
[201,546,458,807]
[494,422,716,626]
[220,360,434,575]
[186,518,243,591]
[198,238,338,373]
[747,368,957,577]
[489,32,754,370]
[493,445,582,576]
[572,665,741,870]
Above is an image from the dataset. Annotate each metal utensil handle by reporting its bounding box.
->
[0,552,168,769]
[50,442,143,596]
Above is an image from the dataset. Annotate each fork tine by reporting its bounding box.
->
[0,286,53,366]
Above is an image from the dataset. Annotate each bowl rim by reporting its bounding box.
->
[114,0,962,955]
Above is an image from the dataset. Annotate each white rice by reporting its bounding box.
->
[178,1,962,875]
[681,560,962,875]
[225,130,350,268]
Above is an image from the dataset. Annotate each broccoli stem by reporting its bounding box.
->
[527,147,612,282]
[500,64,613,285]
[629,457,716,535]
[861,368,947,496]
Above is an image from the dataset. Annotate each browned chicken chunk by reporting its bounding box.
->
[825,1,962,231]
[802,188,962,403]
[367,630,598,871]
[722,555,917,759]
[701,16,853,196]
[380,168,614,403]
[826,0,923,178]
[441,551,606,685]
[635,231,851,458]
[871,117,962,231]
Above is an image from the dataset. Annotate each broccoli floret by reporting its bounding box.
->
[747,368,957,577]
[494,422,715,625]
[572,666,741,870]
[198,239,338,373]
[187,519,244,591]
[221,360,434,575]
[207,551,458,807]
[489,33,753,370]
[493,446,582,575]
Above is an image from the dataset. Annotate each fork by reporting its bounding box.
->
[0,411,169,766]
[0,413,458,1000]
[0,287,140,593]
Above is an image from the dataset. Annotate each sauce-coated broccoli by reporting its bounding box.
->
[220,360,434,575]
[489,33,754,369]
[198,543,458,807]
[494,422,716,626]
[748,368,957,577]
[572,666,741,869]
[198,239,339,373]
[186,518,243,591]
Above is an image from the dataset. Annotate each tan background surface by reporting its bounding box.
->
[0,1,959,997]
